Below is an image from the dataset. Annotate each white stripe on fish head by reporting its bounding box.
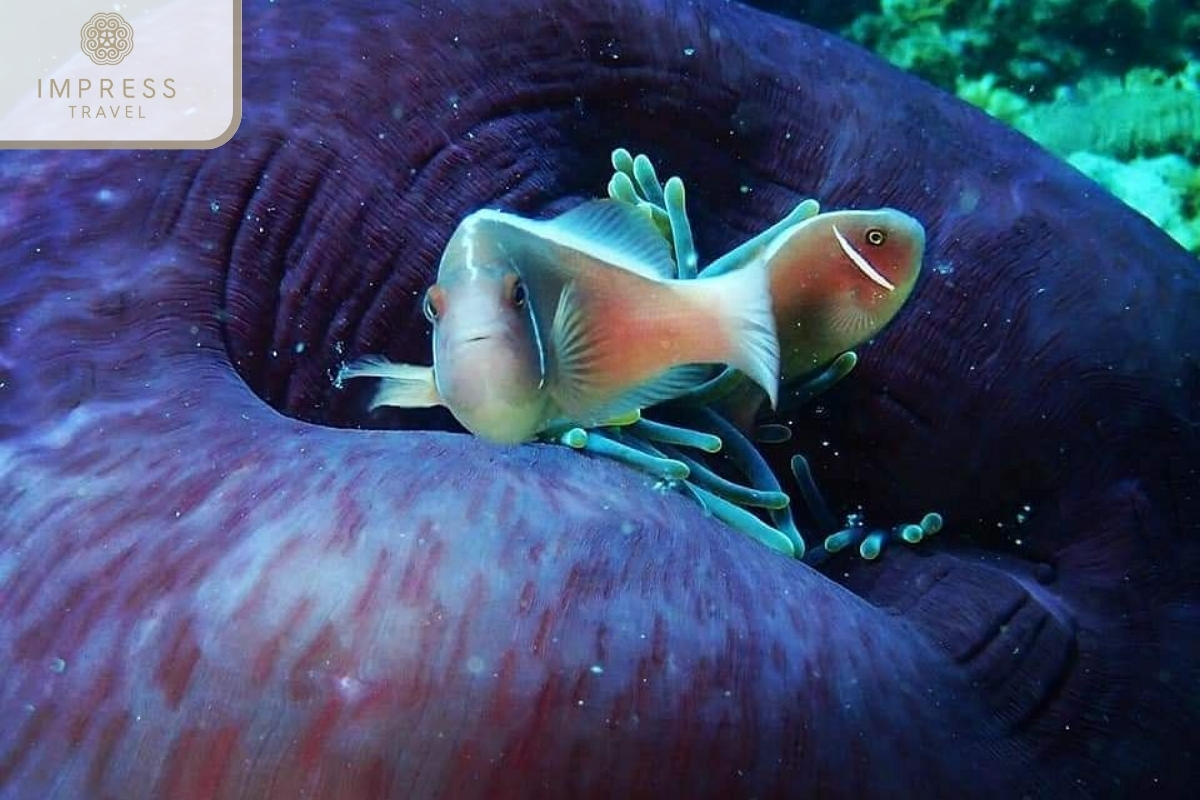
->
[832,224,896,292]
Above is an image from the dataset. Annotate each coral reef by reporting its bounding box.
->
[1067,152,1200,252]
[1014,73,1200,160]
[959,65,1200,253]
[842,0,1195,96]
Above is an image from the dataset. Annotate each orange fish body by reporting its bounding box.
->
[719,207,926,428]
[339,200,781,443]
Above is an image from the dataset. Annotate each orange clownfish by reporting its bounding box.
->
[718,207,925,427]
[338,200,782,444]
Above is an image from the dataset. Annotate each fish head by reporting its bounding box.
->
[425,261,550,443]
[762,207,928,378]
[824,208,925,311]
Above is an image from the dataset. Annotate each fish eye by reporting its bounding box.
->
[422,289,439,322]
[866,228,887,247]
[510,279,527,308]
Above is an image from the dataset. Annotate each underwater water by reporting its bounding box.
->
[0,1,1197,800]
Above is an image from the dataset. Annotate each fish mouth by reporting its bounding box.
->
[454,328,515,347]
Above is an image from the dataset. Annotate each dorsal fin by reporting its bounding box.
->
[542,200,678,278]
[467,202,677,280]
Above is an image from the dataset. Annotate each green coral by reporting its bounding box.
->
[959,64,1200,254]
[846,1,1196,101]
[1067,152,1200,252]
[954,58,1200,255]
[1013,77,1200,161]
[955,74,1031,124]
[846,0,986,89]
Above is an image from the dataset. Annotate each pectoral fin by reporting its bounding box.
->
[549,282,717,424]
[548,282,606,415]
[337,356,443,410]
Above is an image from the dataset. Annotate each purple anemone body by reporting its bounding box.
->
[1,1,1198,799]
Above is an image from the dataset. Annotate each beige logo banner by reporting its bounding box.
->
[0,1,242,149]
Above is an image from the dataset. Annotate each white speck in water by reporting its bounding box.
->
[465,655,485,675]
[210,200,220,213]
[294,342,306,354]
[739,185,751,194]
[48,657,66,673]
[619,521,636,535]
[683,47,695,56]
[96,188,114,203]
[589,664,604,675]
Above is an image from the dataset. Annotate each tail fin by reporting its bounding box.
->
[336,356,442,410]
[694,257,781,408]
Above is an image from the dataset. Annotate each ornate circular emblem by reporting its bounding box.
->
[80,12,134,66]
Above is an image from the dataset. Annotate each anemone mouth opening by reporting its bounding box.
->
[208,163,794,438]
[173,126,481,437]
[217,256,465,435]
[191,56,816,438]
[196,128,607,436]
